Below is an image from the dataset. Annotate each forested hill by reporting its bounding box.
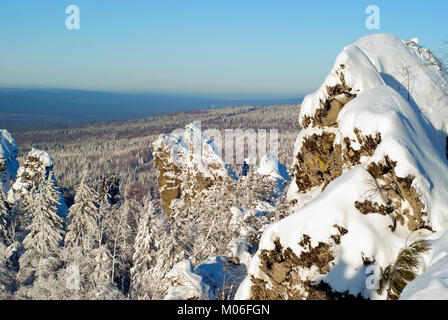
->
[0,87,300,130]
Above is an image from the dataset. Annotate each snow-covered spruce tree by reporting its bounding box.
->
[62,178,100,297]
[88,244,122,299]
[16,176,65,296]
[133,198,189,299]
[130,198,156,299]
[7,191,35,245]
[180,181,237,264]
[174,164,280,266]
[235,163,278,209]
[46,172,66,218]
[65,178,100,252]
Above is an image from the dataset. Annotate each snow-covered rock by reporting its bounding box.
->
[227,237,252,268]
[238,34,448,300]
[164,256,247,300]
[7,148,67,217]
[195,256,247,300]
[0,129,19,192]
[257,154,289,183]
[164,259,212,300]
[153,122,228,216]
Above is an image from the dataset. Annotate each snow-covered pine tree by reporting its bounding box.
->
[17,177,65,288]
[64,178,100,253]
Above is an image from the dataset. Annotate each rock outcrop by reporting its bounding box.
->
[236,34,448,300]
[153,122,228,216]
[7,148,68,217]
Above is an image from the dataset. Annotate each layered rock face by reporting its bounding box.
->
[153,122,228,216]
[7,148,68,217]
[236,34,448,300]
[0,129,19,192]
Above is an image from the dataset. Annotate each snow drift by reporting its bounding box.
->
[236,34,448,300]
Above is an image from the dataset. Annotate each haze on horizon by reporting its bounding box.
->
[1,0,448,99]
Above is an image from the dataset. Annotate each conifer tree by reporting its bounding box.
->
[107,199,134,295]
[64,178,100,253]
[88,244,122,299]
[378,239,431,300]
[130,199,156,299]
[46,172,66,219]
[18,177,65,286]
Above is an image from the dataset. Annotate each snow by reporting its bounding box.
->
[256,154,289,182]
[238,34,448,300]
[299,44,385,122]
[153,122,228,181]
[164,259,211,300]
[401,232,448,300]
[238,166,405,299]
[300,33,448,135]
[338,85,448,231]
[227,237,252,267]
[354,34,448,133]
[195,256,247,299]
[7,148,68,218]
[29,147,53,168]
[164,256,247,300]
[0,129,19,192]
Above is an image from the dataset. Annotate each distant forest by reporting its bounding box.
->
[0,88,302,130]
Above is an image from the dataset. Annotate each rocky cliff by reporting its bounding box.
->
[236,34,448,300]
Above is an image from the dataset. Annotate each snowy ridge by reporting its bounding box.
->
[237,34,448,300]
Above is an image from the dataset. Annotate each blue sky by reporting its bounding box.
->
[0,0,447,98]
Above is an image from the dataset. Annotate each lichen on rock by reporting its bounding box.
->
[241,34,448,300]
[249,228,355,300]
[293,132,342,193]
